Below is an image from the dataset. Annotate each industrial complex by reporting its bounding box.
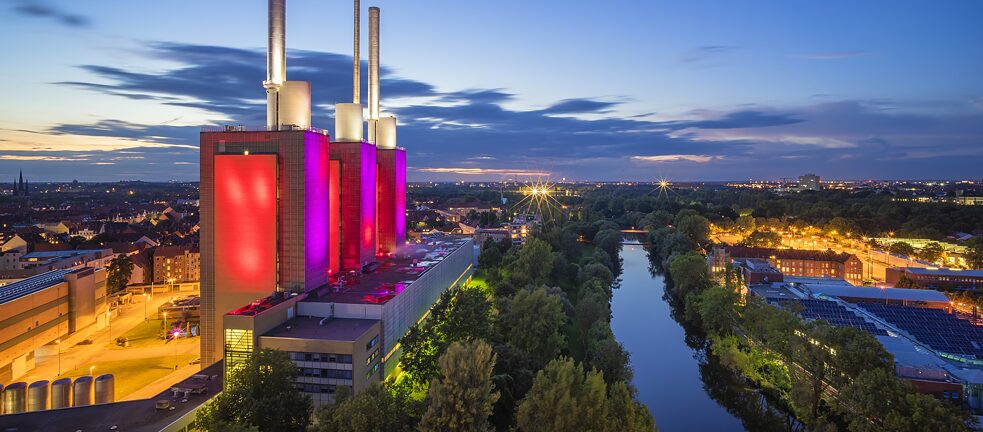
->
[0,0,471,428]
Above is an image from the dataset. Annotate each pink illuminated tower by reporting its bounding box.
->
[368,6,406,254]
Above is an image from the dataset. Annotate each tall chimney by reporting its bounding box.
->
[369,6,380,122]
[353,0,360,104]
[265,0,287,130]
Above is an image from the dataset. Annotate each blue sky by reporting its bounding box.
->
[1,0,982,181]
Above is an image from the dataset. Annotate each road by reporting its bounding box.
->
[18,291,201,400]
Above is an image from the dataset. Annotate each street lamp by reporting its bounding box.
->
[106,311,112,341]
[89,366,95,377]
[143,293,149,320]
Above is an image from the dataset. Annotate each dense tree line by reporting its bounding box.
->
[647,207,976,431]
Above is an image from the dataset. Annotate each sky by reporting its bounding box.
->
[1,0,982,182]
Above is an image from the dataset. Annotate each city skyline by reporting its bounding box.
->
[2,0,982,181]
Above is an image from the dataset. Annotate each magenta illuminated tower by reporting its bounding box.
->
[369,6,406,254]
[199,0,330,365]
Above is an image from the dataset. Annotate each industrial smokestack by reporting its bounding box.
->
[265,0,287,130]
[353,0,361,104]
[369,6,380,121]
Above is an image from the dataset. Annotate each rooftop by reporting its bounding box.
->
[0,361,224,432]
[0,269,74,304]
[904,267,983,278]
[808,285,951,303]
[307,235,472,305]
[263,316,379,342]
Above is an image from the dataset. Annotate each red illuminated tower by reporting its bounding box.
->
[200,129,330,365]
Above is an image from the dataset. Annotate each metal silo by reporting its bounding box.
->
[72,376,93,407]
[27,380,49,411]
[50,378,72,409]
[94,374,115,404]
[3,382,27,414]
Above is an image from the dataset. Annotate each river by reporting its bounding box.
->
[611,243,745,431]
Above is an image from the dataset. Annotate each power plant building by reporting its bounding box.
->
[199,0,470,405]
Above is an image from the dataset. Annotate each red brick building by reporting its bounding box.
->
[710,246,864,285]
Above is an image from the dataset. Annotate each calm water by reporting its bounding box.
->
[611,244,745,432]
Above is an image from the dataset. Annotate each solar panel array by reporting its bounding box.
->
[772,298,889,336]
[0,269,73,305]
[858,303,983,359]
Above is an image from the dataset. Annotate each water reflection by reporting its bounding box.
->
[612,243,801,432]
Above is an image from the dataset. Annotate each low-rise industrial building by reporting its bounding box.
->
[223,236,474,404]
[0,268,108,383]
[887,267,983,291]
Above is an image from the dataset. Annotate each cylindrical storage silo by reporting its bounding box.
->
[27,380,49,411]
[3,382,27,414]
[72,376,93,407]
[0,384,4,415]
[94,374,115,404]
[50,378,72,409]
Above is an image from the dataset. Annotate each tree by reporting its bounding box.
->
[593,229,623,263]
[507,237,554,287]
[575,289,610,348]
[314,382,421,432]
[887,241,915,258]
[196,349,311,431]
[419,340,500,432]
[743,230,781,248]
[967,237,983,269]
[399,287,493,388]
[917,242,944,263]
[106,254,134,294]
[515,358,656,432]
[691,286,738,336]
[478,241,503,269]
[839,368,972,432]
[584,322,632,385]
[499,287,567,368]
[515,358,609,432]
[676,214,710,245]
[668,252,710,299]
[608,381,658,432]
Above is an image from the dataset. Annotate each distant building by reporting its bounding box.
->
[886,267,983,291]
[474,228,510,246]
[0,248,114,279]
[11,170,29,197]
[709,246,863,285]
[0,268,108,382]
[797,174,821,191]
[508,214,542,245]
[153,245,201,284]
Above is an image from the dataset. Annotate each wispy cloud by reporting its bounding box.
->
[631,155,720,163]
[11,0,90,28]
[417,168,551,176]
[680,45,739,64]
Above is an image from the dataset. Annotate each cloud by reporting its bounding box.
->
[11,1,90,27]
[14,41,982,181]
[680,45,739,64]
[793,51,867,60]
[540,98,619,115]
[631,155,720,163]
[417,168,551,177]
[0,154,90,162]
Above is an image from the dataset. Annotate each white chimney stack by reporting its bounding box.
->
[367,6,380,143]
[335,0,364,142]
[265,0,287,130]
[353,0,361,105]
